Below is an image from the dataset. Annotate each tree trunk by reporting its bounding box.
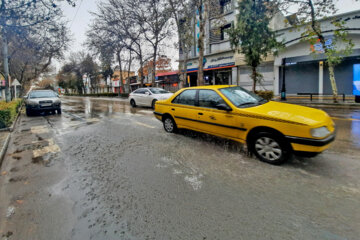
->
[152,46,157,87]
[126,51,132,93]
[197,1,206,86]
[328,64,338,103]
[251,66,257,92]
[117,51,124,96]
[2,34,11,102]
[139,58,144,87]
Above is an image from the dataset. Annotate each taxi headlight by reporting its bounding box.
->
[311,126,330,138]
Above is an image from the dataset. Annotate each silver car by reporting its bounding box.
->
[129,88,173,109]
[25,90,61,116]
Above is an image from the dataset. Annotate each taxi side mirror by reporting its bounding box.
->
[216,104,232,111]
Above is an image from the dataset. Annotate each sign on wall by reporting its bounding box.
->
[354,64,360,95]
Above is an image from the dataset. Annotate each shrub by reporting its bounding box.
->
[255,90,274,101]
[0,99,23,128]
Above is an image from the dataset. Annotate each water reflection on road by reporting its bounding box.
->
[61,96,360,154]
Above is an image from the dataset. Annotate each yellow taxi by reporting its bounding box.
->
[153,85,336,165]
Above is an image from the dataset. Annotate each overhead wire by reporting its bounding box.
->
[70,0,84,28]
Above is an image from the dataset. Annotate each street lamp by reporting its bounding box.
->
[281,58,286,101]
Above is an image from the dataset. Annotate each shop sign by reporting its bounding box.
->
[113,80,119,87]
[186,53,235,72]
[207,62,235,69]
[311,38,333,53]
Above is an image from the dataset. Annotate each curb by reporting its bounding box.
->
[0,104,22,167]
[0,132,10,168]
[9,103,23,132]
[274,101,360,109]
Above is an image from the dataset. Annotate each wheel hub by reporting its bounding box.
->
[255,137,282,161]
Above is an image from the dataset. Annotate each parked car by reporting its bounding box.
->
[129,88,173,109]
[153,85,336,165]
[25,90,62,116]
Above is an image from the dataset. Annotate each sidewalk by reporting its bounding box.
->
[274,96,360,109]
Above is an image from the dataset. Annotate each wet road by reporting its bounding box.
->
[0,96,359,240]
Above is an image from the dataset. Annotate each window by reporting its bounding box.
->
[172,90,197,106]
[219,86,266,108]
[149,88,170,94]
[134,89,146,94]
[30,91,56,99]
[221,24,231,40]
[220,0,232,14]
[198,90,226,108]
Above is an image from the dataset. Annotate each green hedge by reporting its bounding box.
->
[0,99,23,128]
[65,93,129,98]
[255,90,274,101]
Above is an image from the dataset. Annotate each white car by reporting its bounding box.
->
[129,88,173,109]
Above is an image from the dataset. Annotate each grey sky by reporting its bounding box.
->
[59,0,360,70]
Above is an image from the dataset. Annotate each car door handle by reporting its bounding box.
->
[171,108,175,111]
[198,112,203,115]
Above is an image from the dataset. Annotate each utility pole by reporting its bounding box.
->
[281,58,286,101]
[3,34,11,102]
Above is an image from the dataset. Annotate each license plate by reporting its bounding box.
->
[41,103,52,107]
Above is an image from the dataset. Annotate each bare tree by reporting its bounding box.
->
[0,0,74,101]
[133,0,172,86]
[167,0,195,88]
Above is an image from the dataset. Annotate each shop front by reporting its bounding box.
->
[186,51,237,86]
[156,71,180,92]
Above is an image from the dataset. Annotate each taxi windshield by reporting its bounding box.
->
[219,86,266,108]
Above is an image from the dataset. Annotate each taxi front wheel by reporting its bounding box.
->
[163,116,177,133]
[250,132,291,165]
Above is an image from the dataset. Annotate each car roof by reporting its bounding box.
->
[31,90,54,92]
[182,85,237,90]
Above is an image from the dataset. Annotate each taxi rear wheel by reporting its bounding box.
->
[250,132,290,165]
[163,116,177,133]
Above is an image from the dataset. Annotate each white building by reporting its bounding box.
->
[181,2,360,96]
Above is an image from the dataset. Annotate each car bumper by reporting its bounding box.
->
[26,105,61,111]
[285,133,336,153]
[153,112,163,121]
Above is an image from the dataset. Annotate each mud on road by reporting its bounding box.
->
[0,97,359,240]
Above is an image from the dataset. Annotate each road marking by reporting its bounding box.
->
[135,121,155,129]
[331,117,360,122]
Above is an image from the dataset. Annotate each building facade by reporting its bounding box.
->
[181,2,360,96]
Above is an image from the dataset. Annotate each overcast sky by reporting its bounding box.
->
[58,0,360,71]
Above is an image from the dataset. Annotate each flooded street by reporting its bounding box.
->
[0,96,360,240]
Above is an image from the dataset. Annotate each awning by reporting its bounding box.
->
[156,71,178,77]
[187,62,235,73]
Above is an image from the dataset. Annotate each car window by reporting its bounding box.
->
[219,86,265,108]
[29,91,56,99]
[149,88,170,94]
[134,89,145,94]
[198,90,226,109]
[172,90,197,106]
